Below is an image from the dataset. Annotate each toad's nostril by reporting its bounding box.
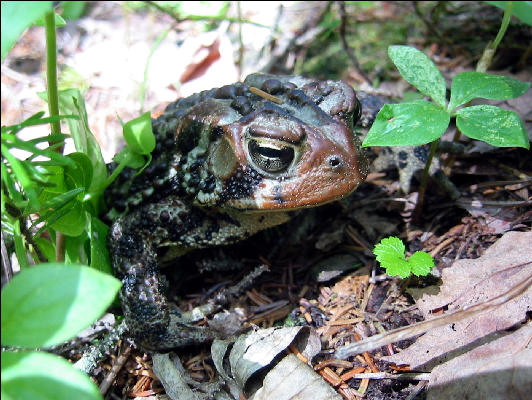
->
[327,155,343,169]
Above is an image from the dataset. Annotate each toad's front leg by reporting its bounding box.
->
[108,202,218,351]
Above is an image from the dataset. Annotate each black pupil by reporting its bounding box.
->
[258,146,285,158]
[249,140,294,173]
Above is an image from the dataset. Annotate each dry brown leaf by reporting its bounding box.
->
[383,231,532,371]
[211,326,339,399]
[427,322,532,400]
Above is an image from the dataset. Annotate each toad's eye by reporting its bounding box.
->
[248,139,294,173]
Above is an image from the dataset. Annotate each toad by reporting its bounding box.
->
[107,74,368,351]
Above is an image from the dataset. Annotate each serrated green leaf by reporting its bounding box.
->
[373,236,405,260]
[388,45,447,107]
[385,258,411,278]
[456,105,529,149]
[408,251,434,276]
[362,101,450,147]
[1,263,121,348]
[449,72,530,111]
[1,351,102,400]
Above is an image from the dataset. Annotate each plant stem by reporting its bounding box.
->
[44,11,66,262]
[448,1,513,169]
[412,140,438,224]
[140,27,171,113]
[477,1,513,73]
[491,2,513,51]
[44,11,62,150]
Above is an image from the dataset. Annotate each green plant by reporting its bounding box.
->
[362,45,530,150]
[0,3,147,399]
[362,44,529,218]
[373,237,434,279]
[1,263,121,400]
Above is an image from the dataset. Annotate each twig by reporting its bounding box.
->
[152,353,205,400]
[345,371,430,381]
[99,345,132,396]
[74,320,129,375]
[412,139,439,224]
[214,264,270,305]
[338,2,370,85]
[1,231,13,284]
[405,381,428,400]
[144,1,267,28]
[412,1,451,49]
[335,265,532,359]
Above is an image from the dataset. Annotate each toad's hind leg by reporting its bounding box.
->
[109,211,217,351]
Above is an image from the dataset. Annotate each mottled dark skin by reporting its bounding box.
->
[107,74,368,351]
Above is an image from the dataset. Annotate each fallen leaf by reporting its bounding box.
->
[211,326,340,399]
[383,231,531,370]
[427,322,532,400]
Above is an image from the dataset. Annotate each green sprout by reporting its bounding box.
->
[373,236,434,279]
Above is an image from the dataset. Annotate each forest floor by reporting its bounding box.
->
[2,2,531,400]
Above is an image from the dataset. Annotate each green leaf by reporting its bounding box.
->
[487,1,532,26]
[388,45,447,107]
[1,351,102,400]
[385,258,411,279]
[449,72,530,111]
[373,236,411,277]
[373,236,405,261]
[2,131,76,168]
[61,1,86,20]
[0,1,53,60]
[34,164,88,236]
[41,89,108,194]
[13,220,30,269]
[64,152,93,191]
[362,101,450,147]
[122,112,156,155]
[89,216,112,274]
[48,201,88,236]
[456,105,529,149]
[112,148,147,169]
[63,232,89,265]
[33,11,66,27]
[34,237,56,262]
[1,145,40,209]
[409,251,434,276]
[1,155,25,208]
[1,263,121,348]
